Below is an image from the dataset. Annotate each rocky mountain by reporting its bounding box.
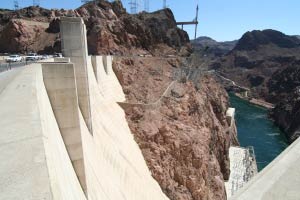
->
[211,29,300,142]
[294,35,300,40]
[189,36,237,72]
[213,29,300,98]
[192,36,237,57]
[234,30,300,51]
[0,1,191,56]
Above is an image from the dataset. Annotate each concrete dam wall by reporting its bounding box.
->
[0,17,168,200]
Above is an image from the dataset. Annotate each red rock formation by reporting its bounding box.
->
[114,57,238,200]
[0,1,190,55]
[0,19,57,53]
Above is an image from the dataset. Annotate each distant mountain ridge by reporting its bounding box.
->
[192,36,237,56]
[234,29,300,51]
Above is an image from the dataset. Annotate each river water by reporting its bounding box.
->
[229,94,288,171]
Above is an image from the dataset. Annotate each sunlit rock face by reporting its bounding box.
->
[0,1,190,56]
[113,56,239,200]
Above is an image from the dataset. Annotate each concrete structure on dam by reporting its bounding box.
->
[230,137,300,200]
[0,17,168,200]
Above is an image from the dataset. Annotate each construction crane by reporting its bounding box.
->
[163,0,166,8]
[14,0,19,10]
[176,4,199,40]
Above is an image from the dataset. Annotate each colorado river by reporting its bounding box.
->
[229,94,288,171]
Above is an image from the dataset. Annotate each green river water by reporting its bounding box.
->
[229,94,289,171]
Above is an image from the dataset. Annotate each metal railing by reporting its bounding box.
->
[0,61,35,73]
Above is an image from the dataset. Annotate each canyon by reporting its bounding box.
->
[192,30,300,143]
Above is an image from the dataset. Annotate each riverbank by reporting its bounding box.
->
[234,93,274,109]
[213,72,274,109]
[229,93,288,170]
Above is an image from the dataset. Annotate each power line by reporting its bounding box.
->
[14,0,19,10]
[144,0,149,12]
[129,0,138,14]
[33,0,40,6]
[81,0,95,4]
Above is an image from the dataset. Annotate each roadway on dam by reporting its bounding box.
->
[0,67,24,96]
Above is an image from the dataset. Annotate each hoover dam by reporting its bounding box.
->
[0,17,168,200]
[1,16,300,200]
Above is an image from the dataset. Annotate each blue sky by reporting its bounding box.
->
[1,0,300,41]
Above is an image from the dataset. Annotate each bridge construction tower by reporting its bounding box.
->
[194,4,199,40]
[176,4,199,40]
[14,0,19,10]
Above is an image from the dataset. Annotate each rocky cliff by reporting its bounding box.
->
[113,57,238,200]
[192,36,237,57]
[269,64,300,142]
[0,1,191,55]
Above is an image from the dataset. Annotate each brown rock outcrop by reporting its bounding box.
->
[0,1,190,55]
[114,57,238,200]
[0,19,57,53]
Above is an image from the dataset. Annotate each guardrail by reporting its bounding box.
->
[0,61,35,73]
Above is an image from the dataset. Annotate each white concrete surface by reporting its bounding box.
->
[0,66,52,200]
[0,17,169,200]
[54,57,71,63]
[0,64,86,200]
[231,138,300,200]
[0,67,23,95]
[0,59,169,200]
[60,17,93,134]
[226,107,235,126]
[225,147,257,198]
[42,63,87,193]
[90,55,125,102]
[79,55,169,200]
[37,65,87,200]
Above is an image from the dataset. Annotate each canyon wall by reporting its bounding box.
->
[113,57,239,200]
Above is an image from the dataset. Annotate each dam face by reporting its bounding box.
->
[0,17,168,200]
